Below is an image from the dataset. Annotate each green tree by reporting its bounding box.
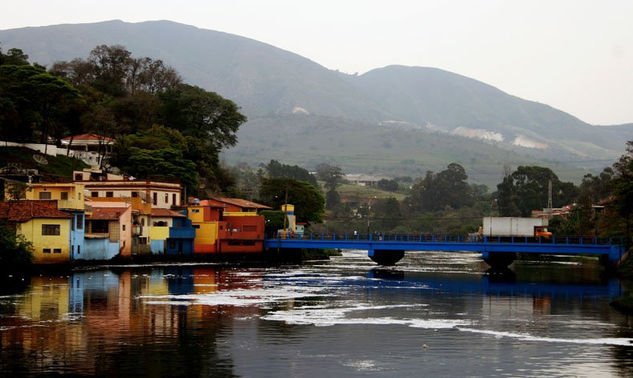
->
[377,179,399,192]
[315,163,343,192]
[372,197,402,230]
[496,166,579,217]
[0,63,81,145]
[110,126,199,193]
[0,47,30,65]
[258,178,325,223]
[159,84,246,150]
[613,141,633,243]
[0,223,33,273]
[265,160,317,186]
[406,163,473,213]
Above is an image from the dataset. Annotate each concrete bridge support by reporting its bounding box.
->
[482,251,516,270]
[369,249,405,266]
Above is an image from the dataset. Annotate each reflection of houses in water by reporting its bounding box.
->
[2,267,267,375]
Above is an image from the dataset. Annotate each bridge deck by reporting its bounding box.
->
[264,233,625,263]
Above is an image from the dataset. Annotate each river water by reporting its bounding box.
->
[1,251,633,377]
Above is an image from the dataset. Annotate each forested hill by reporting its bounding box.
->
[1,20,631,185]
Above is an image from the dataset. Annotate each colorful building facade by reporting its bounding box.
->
[0,200,73,263]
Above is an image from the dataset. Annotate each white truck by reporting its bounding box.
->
[481,217,552,239]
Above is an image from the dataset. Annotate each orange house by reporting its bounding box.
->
[188,198,270,254]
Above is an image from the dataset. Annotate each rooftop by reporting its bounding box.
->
[0,200,72,222]
[88,207,128,220]
[151,208,186,218]
[61,134,115,143]
[196,197,271,210]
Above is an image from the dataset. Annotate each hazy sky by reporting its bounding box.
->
[2,0,632,125]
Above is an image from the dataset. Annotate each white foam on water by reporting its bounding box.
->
[343,359,382,372]
[457,328,633,346]
[139,285,333,307]
[262,303,467,329]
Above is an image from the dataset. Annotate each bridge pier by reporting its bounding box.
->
[369,249,404,266]
[482,251,516,270]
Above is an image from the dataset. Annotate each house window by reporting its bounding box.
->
[132,192,139,198]
[43,248,51,253]
[106,191,113,197]
[77,246,80,255]
[53,248,62,253]
[76,214,83,229]
[164,193,169,203]
[42,224,60,236]
[61,192,68,200]
[91,220,108,233]
[122,225,126,231]
[141,218,145,226]
[39,191,51,200]
[91,192,98,198]
[153,193,157,205]
[191,209,200,213]
[173,194,177,205]
[193,225,200,229]
[74,173,83,181]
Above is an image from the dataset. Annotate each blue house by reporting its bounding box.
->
[149,209,195,256]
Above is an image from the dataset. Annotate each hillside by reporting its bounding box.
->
[0,147,88,182]
[1,20,630,186]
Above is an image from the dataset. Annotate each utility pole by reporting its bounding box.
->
[546,179,553,215]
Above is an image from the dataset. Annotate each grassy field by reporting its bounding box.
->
[337,183,406,201]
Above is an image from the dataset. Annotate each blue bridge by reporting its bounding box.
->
[264,233,627,267]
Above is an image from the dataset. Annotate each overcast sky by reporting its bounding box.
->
[2,0,632,125]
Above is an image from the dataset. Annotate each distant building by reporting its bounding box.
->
[344,174,389,187]
[61,134,114,168]
[531,205,573,220]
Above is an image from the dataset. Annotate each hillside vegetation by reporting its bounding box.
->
[0,147,88,181]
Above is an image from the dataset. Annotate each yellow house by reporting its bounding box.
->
[20,182,85,211]
[0,200,72,263]
[187,204,220,253]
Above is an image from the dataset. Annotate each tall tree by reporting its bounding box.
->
[405,163,473,212]
[0,63,81,144]
[159,84,246,150]
[496,166,579,217]
[258,178,325,223]
[613,141,633,243]
[265,160,317,186]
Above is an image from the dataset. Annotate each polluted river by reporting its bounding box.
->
[1,251,632,377]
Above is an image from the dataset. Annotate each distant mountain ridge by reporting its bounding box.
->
[1,20,630,185]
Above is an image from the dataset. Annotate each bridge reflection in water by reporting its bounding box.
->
[367,268,622,300]
[265,233,626,267]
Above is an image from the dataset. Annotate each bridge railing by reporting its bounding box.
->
[267,232,624,246]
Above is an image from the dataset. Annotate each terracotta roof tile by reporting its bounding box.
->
[0,200,72,222]
[61,133,115,142]
[89,207,127,220]
[151,208,186,218]
[211,197,271,209]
